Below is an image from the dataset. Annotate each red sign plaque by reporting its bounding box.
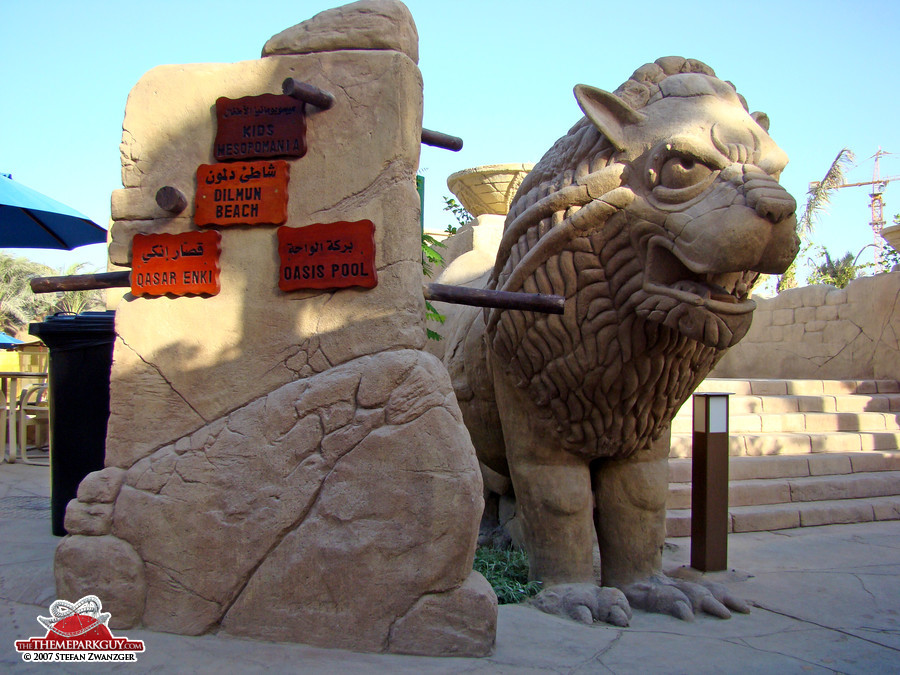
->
[278,221,377,292]
[131,231,221,297]
[195,160,289,227]
[214,94,306,161]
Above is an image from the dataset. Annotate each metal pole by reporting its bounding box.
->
[30,273,566,315]
[30,271,131,294]
[420,129,463,152]
[281,78,335,110]
[424,283,564,314]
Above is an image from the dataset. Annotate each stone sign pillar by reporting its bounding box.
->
[54,0,496,656]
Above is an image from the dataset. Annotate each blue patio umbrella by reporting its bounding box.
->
[0,332,23,349]
[0,174,107,250]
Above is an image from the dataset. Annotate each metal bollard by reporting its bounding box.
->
[690,392,731,571]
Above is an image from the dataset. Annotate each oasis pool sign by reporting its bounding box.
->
[277,220,377,291]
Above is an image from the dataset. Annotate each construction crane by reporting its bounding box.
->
[812,149,900,258]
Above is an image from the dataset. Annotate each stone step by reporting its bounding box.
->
[692,378,900,396]
[666,379,900,535]
[667,470,900,510]
[676,393,900,416]
[670,431,900,458]
[671,410,900,434]
[666,495,900,537]
[668,451,900,483]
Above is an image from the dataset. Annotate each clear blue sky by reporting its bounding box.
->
[3,0,899,284]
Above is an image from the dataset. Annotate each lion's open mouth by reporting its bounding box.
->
[643,238,757,314]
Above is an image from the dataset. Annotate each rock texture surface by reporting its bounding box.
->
[106,46,426,465]
[713,273,900,382]
[262,0,419,63]
[63,351,492,652]
[57,0,495,657]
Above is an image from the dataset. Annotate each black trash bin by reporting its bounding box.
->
[29,311,116,536]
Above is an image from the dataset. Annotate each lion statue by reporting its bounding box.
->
[429,57,799,625]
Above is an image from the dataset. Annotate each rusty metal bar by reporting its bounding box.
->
[31,273,564,315]
[31,271,130,294]
[281,78,335,110]
[420,128,463,152]
[425,283,564,314]
[281,76,461,151]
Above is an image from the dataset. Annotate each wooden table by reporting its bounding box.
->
[0,371,48,463]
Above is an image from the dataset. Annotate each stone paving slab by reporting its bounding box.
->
[2,464,900,673]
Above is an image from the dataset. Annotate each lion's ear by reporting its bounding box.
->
[751,111,770,132]
[574,84,646,152]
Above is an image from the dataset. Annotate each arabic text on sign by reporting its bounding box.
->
[139,241,207,264]
[286,239,356,256]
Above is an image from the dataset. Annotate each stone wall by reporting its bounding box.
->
[711,271,900,382]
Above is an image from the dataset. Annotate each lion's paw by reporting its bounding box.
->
[623,573,750,621]
[531,583,631,626]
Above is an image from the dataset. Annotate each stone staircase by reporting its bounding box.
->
[666,378,900,536]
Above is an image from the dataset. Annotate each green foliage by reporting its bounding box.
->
[0,253,54,335]
[776,260,799,292]
[52,263,106,315]
[778,148,855,292]
[424,299,445,342]
[789,153,900,285]
[806,245,873,289]
[419,196,471,338]
[0,254,104,336]
[798,148,855,238]
[421,233,445,277]
[442,196,472,235]
[421,233,447,340]
[473,547,542,605]
[880,245,900,272]
[880,215,900,272]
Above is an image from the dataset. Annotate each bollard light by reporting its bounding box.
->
[690,392,731,572]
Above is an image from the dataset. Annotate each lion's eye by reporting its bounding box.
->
[659,156,713,189]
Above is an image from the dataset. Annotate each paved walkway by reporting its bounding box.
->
[1,462,899,673]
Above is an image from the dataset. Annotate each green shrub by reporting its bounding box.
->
[473,547,542,604]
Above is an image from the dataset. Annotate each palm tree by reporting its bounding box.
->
[0,253,54,335]
[799,148,856,236]
[50,263,105,315]
[0,256,105,337]
[807,249,857,288]
[777,148,855,291]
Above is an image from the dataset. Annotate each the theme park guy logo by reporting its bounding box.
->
[15,595,145,663]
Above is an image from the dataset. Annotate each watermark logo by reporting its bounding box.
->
[15,595,145,663]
